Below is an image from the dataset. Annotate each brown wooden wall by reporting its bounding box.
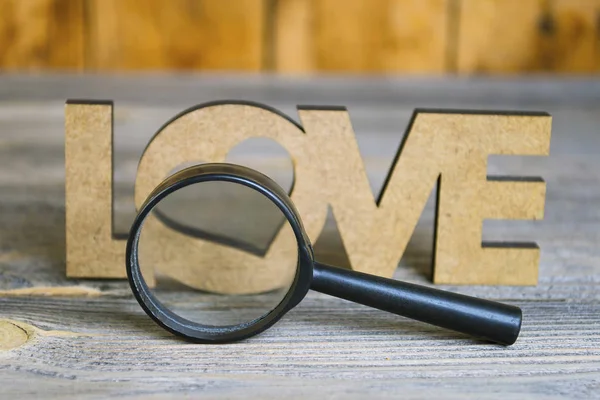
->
[1,0,599,74]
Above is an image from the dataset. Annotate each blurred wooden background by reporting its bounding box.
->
[0,0,599,74]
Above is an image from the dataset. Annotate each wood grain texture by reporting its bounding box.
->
[86,0,266,71]
[0,75,599,398]
[0,0,84,70]
[1,296,600,399]
[549,0,600,73]
[1,0,599,74]
[457,0,600,74]
[274,0,449,73]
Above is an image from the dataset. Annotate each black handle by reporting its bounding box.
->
[311,262,522,345]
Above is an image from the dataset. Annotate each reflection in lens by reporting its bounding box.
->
[137,178,298,327]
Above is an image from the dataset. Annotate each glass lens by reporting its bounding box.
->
[137,179,298,327]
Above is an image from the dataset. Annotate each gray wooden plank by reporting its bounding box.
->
[0,75,599,399]
[0,296,599,399]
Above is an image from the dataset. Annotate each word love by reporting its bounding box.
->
[65,101,551,294]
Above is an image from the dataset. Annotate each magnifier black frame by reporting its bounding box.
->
[127,163,522,345]
[126,163,314,343]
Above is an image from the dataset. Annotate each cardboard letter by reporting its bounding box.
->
[65,101,125,277]
[65,101,551,290]
[301,109,551,285]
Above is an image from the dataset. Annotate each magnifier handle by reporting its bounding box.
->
[311,262,521,345]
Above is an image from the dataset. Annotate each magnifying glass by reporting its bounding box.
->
[126,163,522,345]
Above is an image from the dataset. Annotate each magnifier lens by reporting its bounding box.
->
[137,179,298,327]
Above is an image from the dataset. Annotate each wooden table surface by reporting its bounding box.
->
[0,75,599,399]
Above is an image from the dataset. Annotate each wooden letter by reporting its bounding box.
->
[301,109,551,285]
[65,101,329,293]
[65,100,125,277]
[134,102,328,293]
[65,101,551,290]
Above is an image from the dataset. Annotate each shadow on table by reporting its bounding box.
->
[314,216,435,282]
